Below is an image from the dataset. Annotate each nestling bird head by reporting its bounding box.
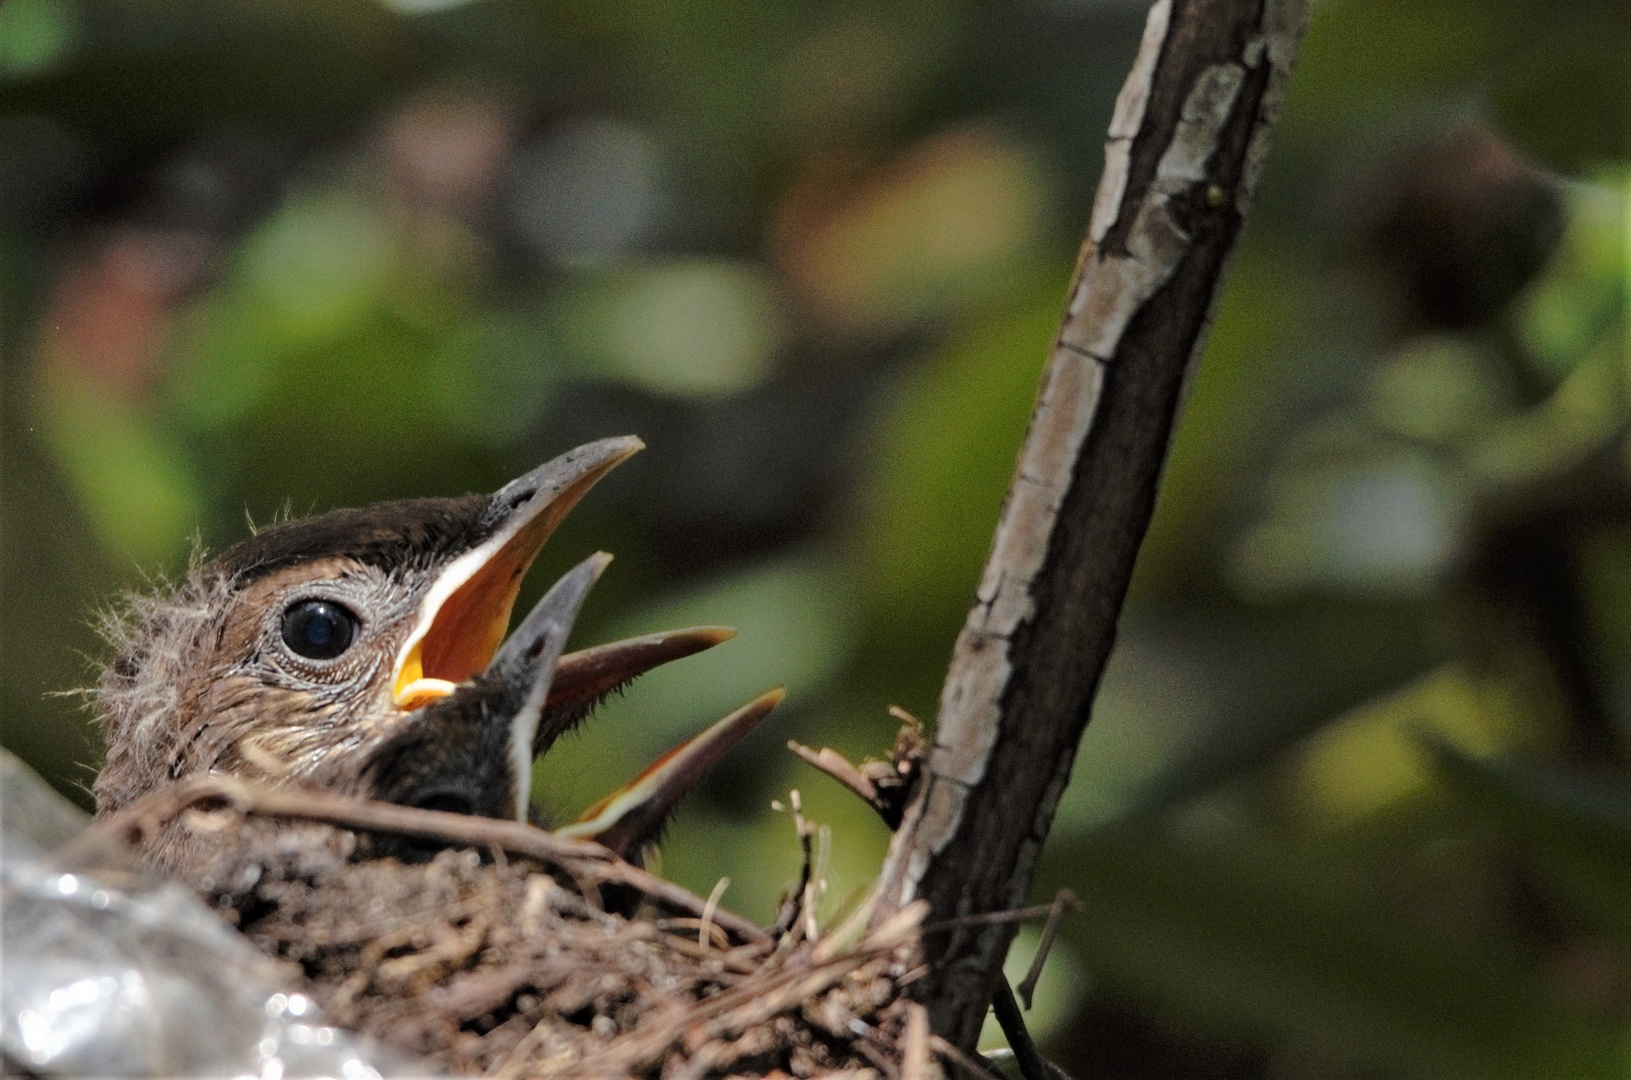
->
[93,436,777,873]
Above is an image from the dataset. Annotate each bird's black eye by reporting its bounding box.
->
[280,599,357,660]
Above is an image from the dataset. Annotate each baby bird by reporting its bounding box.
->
[93,437,778,875]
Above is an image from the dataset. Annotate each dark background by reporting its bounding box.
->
[3,0,1629,1075]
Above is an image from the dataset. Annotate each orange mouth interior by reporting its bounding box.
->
[389,438,643,713]
[392,513,553,709]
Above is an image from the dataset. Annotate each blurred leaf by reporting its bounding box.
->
[189,308,494,517]
[1288,0,1631,174]
[1487,13,1631,171]
[1467,317,1626,489]
[0,0,76,77]
[32,365,200,566]
[1518,177,1629,379]
[771,10,949,150]
[1285,0,1494,150]
[427,312,562,446]
[1112,600,1448,824]
[1289,663,1544,829]
[165,183,417,434]
[1577,527,1631,694]
[237,185,394,340]
[382,0,482,14]
[1364,336,1512,445]
[776,123,1053,334]
[559,260,784,398]
[509,119,663,264]
[1051,628,1215,839]
[1136,243,1316,591]
[1426,739,1631,951]
[1229,438,1468,599]
[165,296,290,431]
[1069,823,1623,1080]
[857,286,1058,665]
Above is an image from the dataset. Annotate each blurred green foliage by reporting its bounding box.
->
[2,0,1629,1077]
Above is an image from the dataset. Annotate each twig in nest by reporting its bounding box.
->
[699,876,730,950]
[806,822,832,945]
[1015,889,1076,1009]
[57,774,770,944]
[558,901,928,1080]
[770,791,817,941]
[902,1002,930,1080]
[650,923,755,968]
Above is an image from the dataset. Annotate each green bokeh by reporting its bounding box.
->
[3,0,1629,1075]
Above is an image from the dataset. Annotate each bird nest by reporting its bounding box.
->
[63,776,952,1080]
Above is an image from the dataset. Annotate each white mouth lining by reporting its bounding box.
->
[505,624,560,823]
[389,527,515,707]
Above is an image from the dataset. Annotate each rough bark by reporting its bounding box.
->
[870,0,1313,1048]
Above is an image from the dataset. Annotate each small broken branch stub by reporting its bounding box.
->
[788,716,925,829]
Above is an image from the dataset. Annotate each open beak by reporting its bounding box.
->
[366,553,611,823]
[365,435,767,853]
[537,626,737,755]
[555,687,785,860]
[391,437,642,710]
[368,556,777,849]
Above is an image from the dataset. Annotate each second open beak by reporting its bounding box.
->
[365,553,611,823]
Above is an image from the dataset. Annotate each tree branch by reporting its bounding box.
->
[871,0,1312,1046]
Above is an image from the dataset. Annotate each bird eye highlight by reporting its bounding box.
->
[281,599,358,661]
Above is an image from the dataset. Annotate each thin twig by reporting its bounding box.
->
[771,792,817,942]
[922,895,1080,935]
[649,925,754,970]
[990,979,1050,1080]
[853,1028,905,1080]
[1016,889,1077,1009]
[699,876,730,950]
[932,1036,1007,1080]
